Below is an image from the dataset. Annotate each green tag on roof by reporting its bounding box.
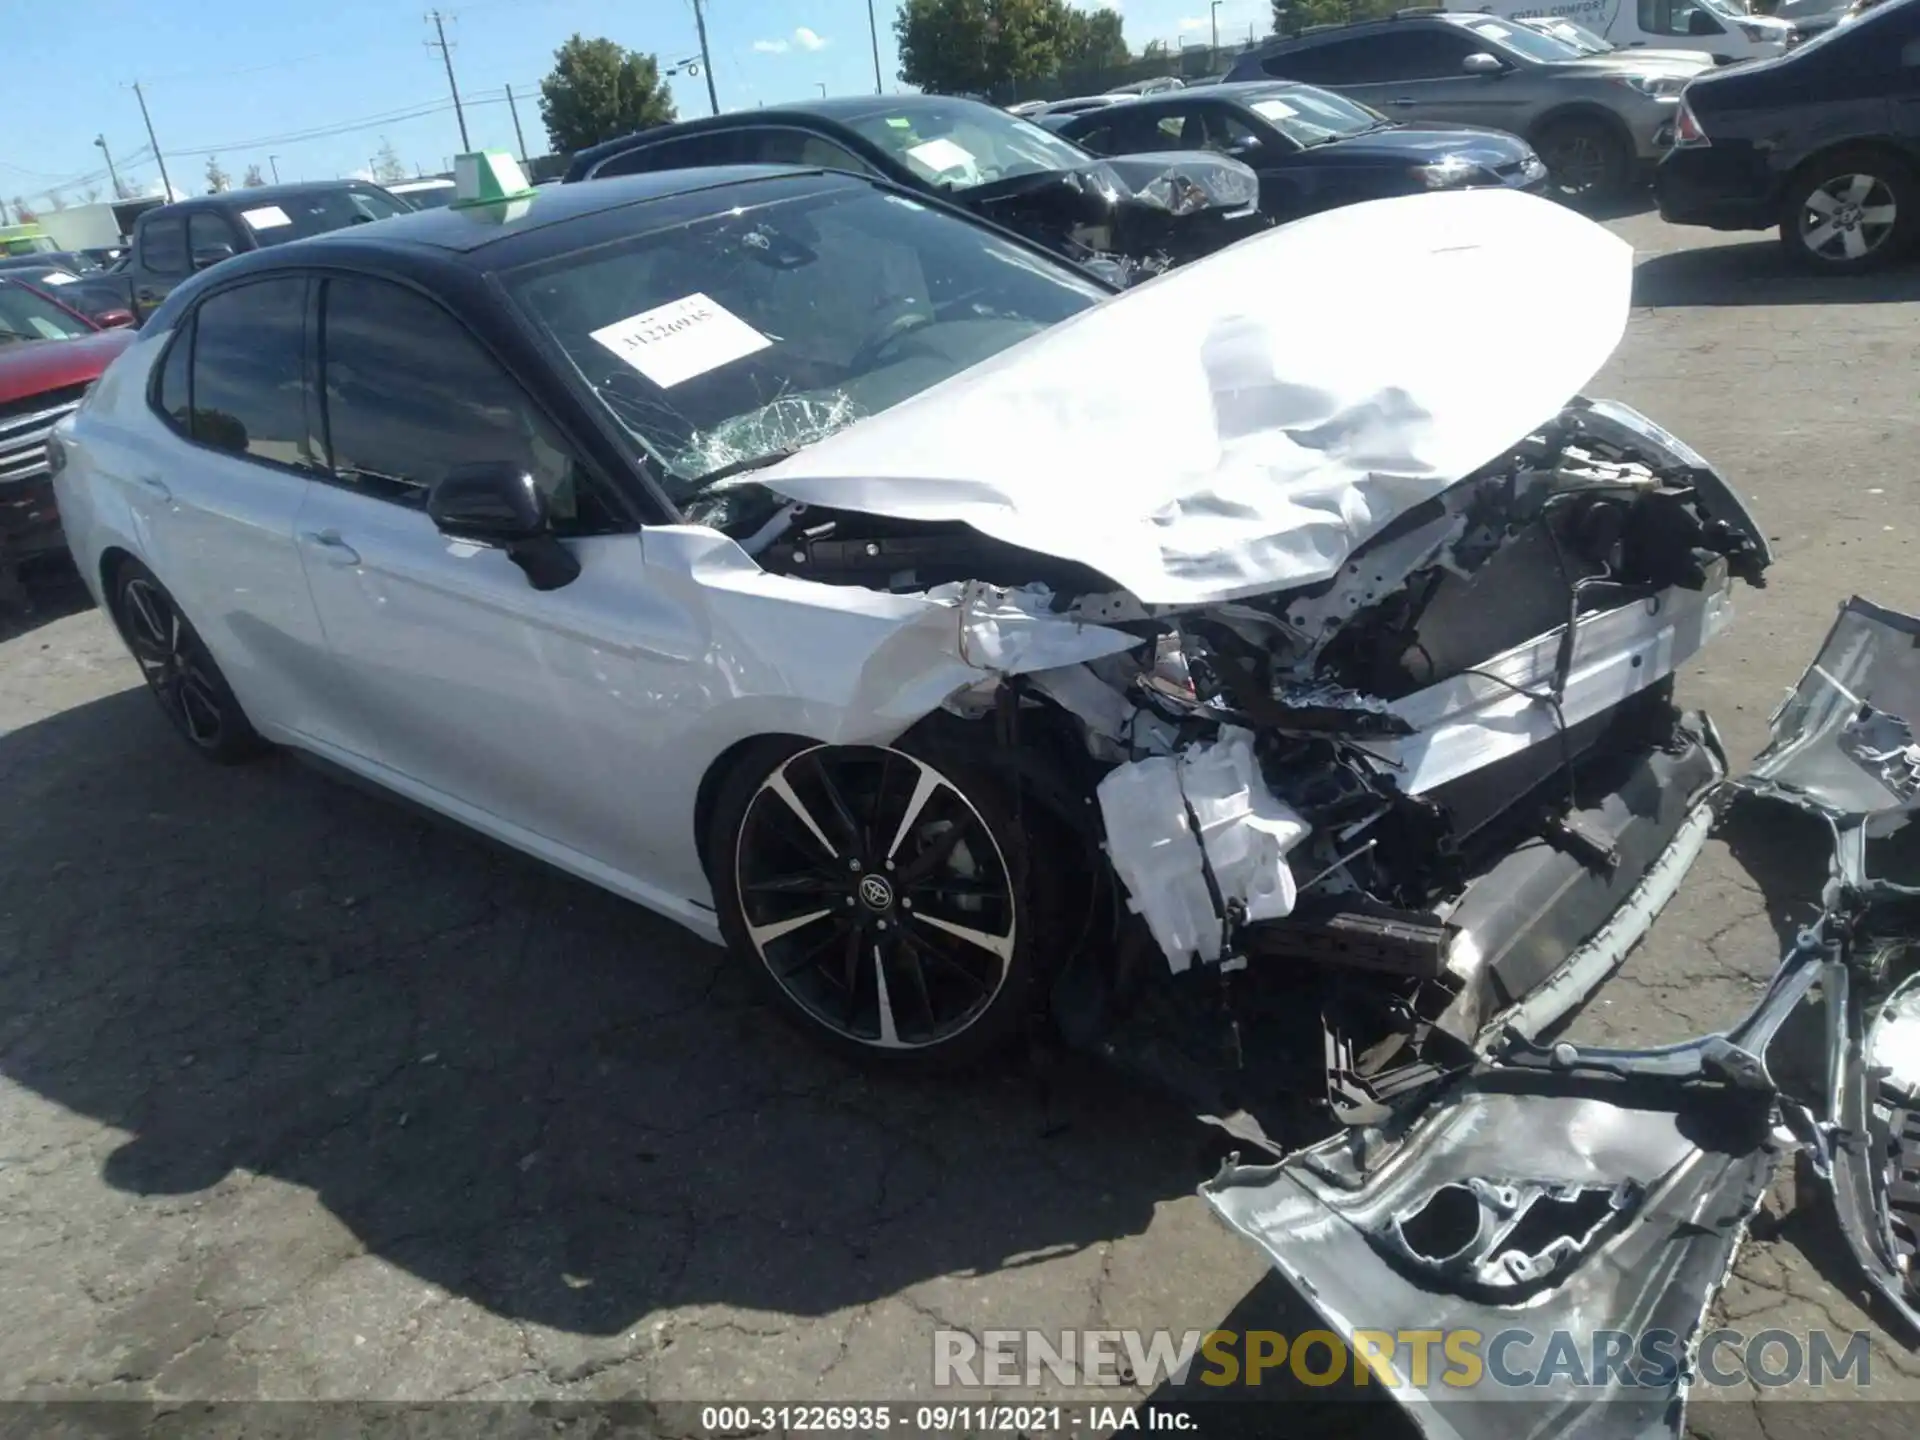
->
[885,117,912,129]
[451,150,537,208]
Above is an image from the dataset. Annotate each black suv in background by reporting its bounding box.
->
[1656,0,1920,272]
[106,181,409,324]
[1224,10,1709,199]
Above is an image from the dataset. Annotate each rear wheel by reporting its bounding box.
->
[1780,150,1916,273]
[709,736,1045,1070]
[1532,116,1631,204]
[110,561,266,763]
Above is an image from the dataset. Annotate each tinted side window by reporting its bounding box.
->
[140,216,188,276]
[188,211,240,258]
[153,319,193,433]
[1263,39,1364,84]
[189,278,316,467]
[1349,30,1481,81]
[594,132,741,177]
[318,276,614,532]
[732,127,878,175]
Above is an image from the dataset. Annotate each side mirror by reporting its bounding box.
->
[96,309,136,329]
[426,462,581,591]
[190,244,235,272]
[1462,51,1506,74]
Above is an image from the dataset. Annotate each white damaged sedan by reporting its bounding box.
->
[51,161,1769,1123]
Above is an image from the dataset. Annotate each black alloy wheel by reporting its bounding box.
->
[1532,117,1629,203]
[712,740,1037,1067]
[112,562,265,763]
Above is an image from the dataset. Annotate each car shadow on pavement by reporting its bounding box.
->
[1633,242,1920,308]
[0,688,1215,1342]
[0,561,94,646]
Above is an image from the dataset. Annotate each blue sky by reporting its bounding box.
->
[4,0,1275,208]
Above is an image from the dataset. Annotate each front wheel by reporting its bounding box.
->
[708,737,1045,1070]
[1780,151,1916,273]
[1532,117,1631,204]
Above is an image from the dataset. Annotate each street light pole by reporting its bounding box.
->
[816,82,828,97]
[1211,0,1222,52]
[94,135,123,199]
[867,0,884,94]
[269,155,281,183]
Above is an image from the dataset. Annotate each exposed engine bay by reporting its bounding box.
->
[700,395,1770,1150]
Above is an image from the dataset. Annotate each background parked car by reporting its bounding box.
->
[104,181,410,324]
[1442,0,1794,61]
[0,277,135,605]
[388,177,458,210]
[0,267,136,329]
[1656,0,1920,271]
[565,95,1268,271]
[1055,82,1547,223]
[1225,10,1711,200]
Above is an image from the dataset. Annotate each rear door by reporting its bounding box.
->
[126,275,345,742]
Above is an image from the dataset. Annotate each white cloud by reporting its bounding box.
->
[753,38,789,53]
[794,26,828,50]
[1178,16,1208,30]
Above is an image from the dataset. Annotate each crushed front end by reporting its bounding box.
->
[1036,396,1770,1147]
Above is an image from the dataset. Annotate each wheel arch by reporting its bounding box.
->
[1784,137,1920,190]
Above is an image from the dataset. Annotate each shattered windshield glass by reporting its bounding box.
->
[504,179,1105,503]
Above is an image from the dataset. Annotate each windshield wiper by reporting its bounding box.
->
[688,447,801,489]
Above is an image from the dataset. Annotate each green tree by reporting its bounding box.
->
[204,157,231,193]
[538,34,677,154]
[1272,0,1395,34]
[1059,5,1128,71]
[895,0,1100,94]
[242,164,267,187]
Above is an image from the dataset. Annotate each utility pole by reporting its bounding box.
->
[94,135,123,199]
[691,0,720,114]
[426,10,471,151]
[131,82,173,200]
[867,0,883,94]
[269,155,281,182]
[504,83,530,165]
[1211,0,1222,52]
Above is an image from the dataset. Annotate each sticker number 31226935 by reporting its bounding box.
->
[588,292,772,389]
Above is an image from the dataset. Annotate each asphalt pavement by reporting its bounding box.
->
[3,203,1919,1434]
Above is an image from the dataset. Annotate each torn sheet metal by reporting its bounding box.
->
[1096,726,1311,970]
[1359,574,1733,795]
[757,189,1632,606]
[1738,596,1920,828]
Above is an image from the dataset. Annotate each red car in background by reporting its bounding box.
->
[1,277,135,609]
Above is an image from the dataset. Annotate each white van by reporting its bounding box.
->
[1446,0,1794,61]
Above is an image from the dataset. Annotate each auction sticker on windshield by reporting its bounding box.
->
[242,206,293,230]
[1252,99,1298,121]
[589,293,772,389]
[907,137,976,175]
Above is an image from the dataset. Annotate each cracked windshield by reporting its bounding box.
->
[507,179,1104,510]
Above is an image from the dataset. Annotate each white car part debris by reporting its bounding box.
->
[758,188,1631,606]
[1357,577,1734,795]
[1870,976,1920,1101]
[1097,727,1311,970]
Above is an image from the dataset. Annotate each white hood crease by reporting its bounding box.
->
[759,188,1634,607]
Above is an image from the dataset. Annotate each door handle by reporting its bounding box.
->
[301,529,361,565]
[131,474,171,502]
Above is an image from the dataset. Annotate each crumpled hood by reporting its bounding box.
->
[758,188,1632,606]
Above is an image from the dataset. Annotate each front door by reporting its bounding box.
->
[293,273,699,887]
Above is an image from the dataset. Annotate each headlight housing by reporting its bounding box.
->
[1413,154,1482,189]
[1608,73,1689,98]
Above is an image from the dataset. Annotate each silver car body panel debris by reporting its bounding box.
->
[755,188,1633,606]
[1204,596,1920,1440]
